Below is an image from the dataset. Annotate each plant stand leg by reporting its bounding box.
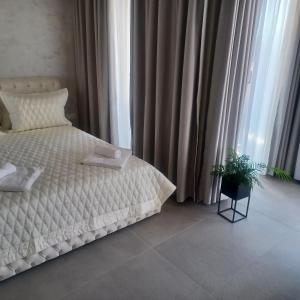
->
[232,199,237,223]
[245,195,251,217]
[217,192,222,213]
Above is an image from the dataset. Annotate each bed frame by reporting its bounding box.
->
[0,77,61,94]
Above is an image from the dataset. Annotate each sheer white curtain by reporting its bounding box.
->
[108,0,131,148]
[237,0,300,163]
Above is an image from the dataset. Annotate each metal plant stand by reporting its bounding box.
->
[217,180,251,223]
[218,194,250,223]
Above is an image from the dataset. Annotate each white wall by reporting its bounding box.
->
[0,0,77,114]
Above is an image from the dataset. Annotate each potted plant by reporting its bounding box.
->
[211,149,291,196]
[211,149,291,222]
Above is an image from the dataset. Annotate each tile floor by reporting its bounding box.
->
[1,176,300,300]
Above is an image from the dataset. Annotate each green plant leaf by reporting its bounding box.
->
[271,167,292,181]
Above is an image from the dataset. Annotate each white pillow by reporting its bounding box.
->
[0,88,71,131]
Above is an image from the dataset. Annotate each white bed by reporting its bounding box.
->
[0,77,175,281]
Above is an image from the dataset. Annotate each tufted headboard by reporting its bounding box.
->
[0,77,61,94]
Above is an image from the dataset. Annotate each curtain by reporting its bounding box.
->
[269,37,300,176]
[74,0,112,141]
[74,0,131,146]
[130,0,258,204]
[237,0,300,165]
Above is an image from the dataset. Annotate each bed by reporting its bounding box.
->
[0,77,176,281]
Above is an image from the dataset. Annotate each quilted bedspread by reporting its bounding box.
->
[0,126,175,268]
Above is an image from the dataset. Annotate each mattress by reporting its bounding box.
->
[0,126,175,280]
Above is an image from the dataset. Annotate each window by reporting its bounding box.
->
[108,0,131,148]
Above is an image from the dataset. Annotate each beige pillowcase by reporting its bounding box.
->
[0,89,71,131]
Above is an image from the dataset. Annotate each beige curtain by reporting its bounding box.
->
[130,0,258,204]
[74,0,112,141]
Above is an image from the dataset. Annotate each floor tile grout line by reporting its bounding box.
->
[130,213,213,249]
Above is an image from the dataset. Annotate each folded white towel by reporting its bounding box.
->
[0,166,43,192]
[82,149,132,169]
[0,162,17,180]
[94,143,121,159]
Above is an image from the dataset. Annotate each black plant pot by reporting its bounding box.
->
[220,178,251,200]
[218,177,251,223]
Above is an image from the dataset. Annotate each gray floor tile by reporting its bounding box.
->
[128,199,207,246]
[155,217,253,293]
[227,210,292,257]
[0,228,149,300]
[155,209,292,294]
[61,249,200,300]
[212,253,300,300]
[264,231,300,269]
[250,177,300,231]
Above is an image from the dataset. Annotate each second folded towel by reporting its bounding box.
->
[82,149,132,169]
[94,143,121,159]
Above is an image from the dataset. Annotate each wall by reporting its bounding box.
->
[0,0,77,115]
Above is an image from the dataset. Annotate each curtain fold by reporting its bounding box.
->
[74,0,112,141]
[130,0,258,204]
